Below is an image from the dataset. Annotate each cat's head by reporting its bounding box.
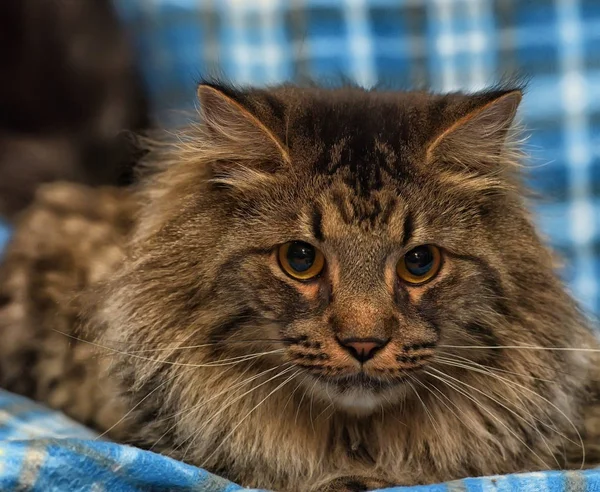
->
[104,82,585,416]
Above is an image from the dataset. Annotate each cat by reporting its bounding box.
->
[0,0,148,220]
[1,81,600,492]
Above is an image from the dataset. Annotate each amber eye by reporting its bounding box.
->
[278,241,325,280]
[397,245,442,285]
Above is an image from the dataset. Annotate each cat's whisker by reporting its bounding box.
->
[432,356,583,452]
[439,344,600,353]
[492,372,586,468]
[50,328,284,368]
[100,337,288,347]
[150,360,262,428]
[126,339,290,353]
[282,374,309,414]
[150,361,279,450]
[425,369,554,471]
[420,379,487,438]
[175,364,293,457]
[323,378,334,405]
[198,364,296,430]
[316,401,334,421]
[410,376,457,421]
[151,349,286,368]
[202,350,287,366]
[428,366,565,469]
[325,403,337,421]
[432,359,569,467]
[412,376,504,449]
[378,387,407,427]
[308,376,321,433]
[429,365,543,429]
[434,355,552,406]
[177,365,297,457]
[199,369,301,467]
[435,351,557,383]
[295,377,311,426]
[95,368,196,443]
[406,376,440,435]
[433,356,564,432]
[440,348,600,384]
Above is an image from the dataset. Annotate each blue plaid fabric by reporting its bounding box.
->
[113,0,600,317]
[0,390,251,492]
[3,389,600,491]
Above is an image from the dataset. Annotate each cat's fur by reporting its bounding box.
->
[0,0,148,220]
[1,82,600,491]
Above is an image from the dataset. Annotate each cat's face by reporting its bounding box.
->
[114,83,573,416]
[235,181,495,410]
[220,180,483,412]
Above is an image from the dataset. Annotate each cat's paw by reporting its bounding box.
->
[317,476,394,492]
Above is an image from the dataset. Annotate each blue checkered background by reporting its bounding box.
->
[113,0,600,317]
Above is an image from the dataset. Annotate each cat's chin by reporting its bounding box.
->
[332,388,394,414]
[316,374,410,415]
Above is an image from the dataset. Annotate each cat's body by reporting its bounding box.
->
[0,0,148,220]
[1,83,600,491]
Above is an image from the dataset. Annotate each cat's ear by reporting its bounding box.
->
[425,90,522,172]
[197,84,290,168]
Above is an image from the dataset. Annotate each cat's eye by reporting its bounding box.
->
[397,245,442,285]
[278,241,325,281]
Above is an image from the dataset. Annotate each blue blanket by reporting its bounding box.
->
[2,389,600,492]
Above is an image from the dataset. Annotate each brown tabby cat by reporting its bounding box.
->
[1,82,600,492]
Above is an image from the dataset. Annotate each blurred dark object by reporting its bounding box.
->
[0,0,149,220]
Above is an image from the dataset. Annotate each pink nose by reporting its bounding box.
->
[338,337,389,363]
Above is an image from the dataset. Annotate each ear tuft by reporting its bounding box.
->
[426,90,523,173]
[197,84,290,166]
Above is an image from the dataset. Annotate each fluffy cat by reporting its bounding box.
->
[0,0,148,220]
[1,82,600,492]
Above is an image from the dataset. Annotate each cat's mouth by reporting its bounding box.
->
[330,372,408,391]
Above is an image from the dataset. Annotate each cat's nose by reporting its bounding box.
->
[337,337,389,363]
